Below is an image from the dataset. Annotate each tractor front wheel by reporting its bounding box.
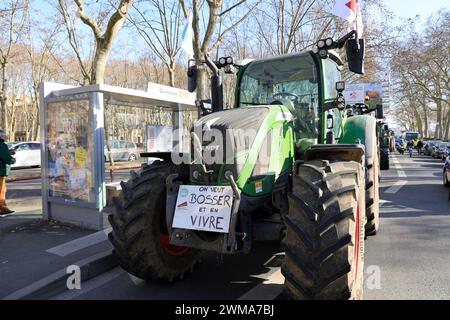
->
[108,161,201,282]
[282,160,365,300]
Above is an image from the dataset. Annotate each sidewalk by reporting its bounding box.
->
[0,170,119,299]
[0,208,114,299]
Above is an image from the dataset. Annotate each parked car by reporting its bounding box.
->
[7,141,41,168]
[436,142,450,160]
[431,141,442,158]
[441,142,450,161]
[104,139,141,162]
[444,155,450,187]
[424,140,438,156]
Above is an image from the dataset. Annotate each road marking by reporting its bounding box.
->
[391,155,406,177]
[49,267,124,300]
[379,199,390,207]
[385,181,407,194]
[238,269,284,300]
[46,228,112,257]
[2,251,114,300]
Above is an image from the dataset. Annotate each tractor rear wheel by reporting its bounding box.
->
[282,160,365,300]
[108,161,201,282]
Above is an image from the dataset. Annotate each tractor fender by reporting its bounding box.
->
[304,144,365,165]
[339,115,378,164]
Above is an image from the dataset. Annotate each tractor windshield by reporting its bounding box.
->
[239,53,319,139]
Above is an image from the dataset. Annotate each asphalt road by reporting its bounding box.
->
[364,152,450,299]
[43,152,450,300]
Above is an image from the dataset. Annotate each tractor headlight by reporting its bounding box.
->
[325,38,333,46]
[317,40,325,48]
[219,57,226,66]
[319,49,328,59]
[226,57,233,64]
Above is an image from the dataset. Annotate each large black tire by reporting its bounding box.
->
[365,145,380,237]
[282,160,365,300]
[380,148,389,170]
[108,161,201,282]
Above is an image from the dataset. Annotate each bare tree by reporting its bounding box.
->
[391,10,450,139]
[182,0,260,99]
[58,0,133,85]
[0,0,27,133]
[127,0,184,87]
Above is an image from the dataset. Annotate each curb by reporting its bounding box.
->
[2,250,117,300]
[9,197,41,206]
[6,176,42,183]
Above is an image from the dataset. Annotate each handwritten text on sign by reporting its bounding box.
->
[172,185,234,233]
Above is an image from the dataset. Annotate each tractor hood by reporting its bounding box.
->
[191,107,270,183]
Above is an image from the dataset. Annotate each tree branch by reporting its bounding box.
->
[73,0,102,39]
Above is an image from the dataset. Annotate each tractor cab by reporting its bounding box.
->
[236,53,321,153]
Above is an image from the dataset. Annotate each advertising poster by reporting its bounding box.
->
[364,82,383,110]
[343,84,365,105]
[46,99,95,203]
[146,125,173,152]
[344,82,383,110]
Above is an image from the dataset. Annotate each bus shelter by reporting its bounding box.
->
[39,82,198,230]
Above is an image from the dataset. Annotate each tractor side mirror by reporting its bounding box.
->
[187,60,198,93]
[376,104,384,119]
[346,38,365,75]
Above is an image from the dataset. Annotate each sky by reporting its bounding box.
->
[383,0,449,21]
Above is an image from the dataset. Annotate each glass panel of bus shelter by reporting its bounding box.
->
[46,99,96,204]
[103,100,198,183]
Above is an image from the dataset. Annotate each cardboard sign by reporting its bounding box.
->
[172,185,234,233]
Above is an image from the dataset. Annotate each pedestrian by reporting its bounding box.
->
[0,129,16,217]
[417,140,424,154]
[407,139,414,157]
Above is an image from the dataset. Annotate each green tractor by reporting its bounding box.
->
[345,102,389,173]
[378,122,390,170]
[108,31,380,300]
[375,104,390,170]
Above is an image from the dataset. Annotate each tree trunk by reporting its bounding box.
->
[444,109,450,140]
[92,43,109,85]
[32,85,40,140]
[421,104,429,138]
[0,61,7,131]
[196,67,209,100]
[168,59,175,87]
[434,100,442,139]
